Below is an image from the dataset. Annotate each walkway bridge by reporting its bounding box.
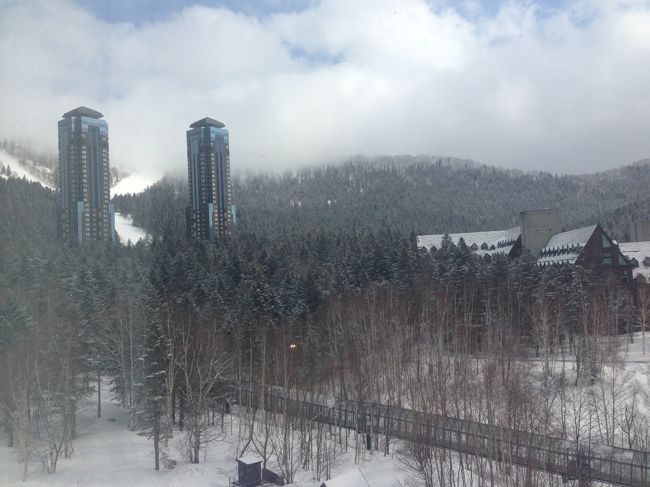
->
[231,383,650,487]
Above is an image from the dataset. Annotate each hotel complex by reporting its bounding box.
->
[58,106,115,242]
[185,117,233,240]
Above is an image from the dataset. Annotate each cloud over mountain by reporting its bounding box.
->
[1,0,649,175]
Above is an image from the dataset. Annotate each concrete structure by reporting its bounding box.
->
[58,106,115,242]
[185,117,232,240]
[629,220,650,242]
[519,208,562,258]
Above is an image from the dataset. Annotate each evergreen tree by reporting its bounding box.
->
[139,284,168,470]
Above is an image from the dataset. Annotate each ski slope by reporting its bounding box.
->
[0,150,54,189]
[112,173,159,196]
[0,149,149,245]
[114,213,148,244]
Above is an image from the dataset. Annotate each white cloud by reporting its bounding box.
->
[0,0,649,175]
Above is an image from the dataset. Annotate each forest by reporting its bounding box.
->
[111,155,650,241]
[1,158,650,485]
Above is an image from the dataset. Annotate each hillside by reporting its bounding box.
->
[113,155,650,240]
[5,136,650,241]
[0,142,127,190]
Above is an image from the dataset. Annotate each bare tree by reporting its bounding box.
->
[178,321,230,463]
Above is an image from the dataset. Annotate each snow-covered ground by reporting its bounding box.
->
[114,213,148,244]
[0,149,54,189]
[1,334,647,487]
[0,386,407,487]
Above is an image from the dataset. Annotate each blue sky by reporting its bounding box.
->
[2,0,650,175]
[76,0,315,23]
[79,0,570,24]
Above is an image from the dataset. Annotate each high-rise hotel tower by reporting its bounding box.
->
[58,106,115,242]
[186,117,232,240]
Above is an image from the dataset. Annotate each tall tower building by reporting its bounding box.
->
[186,117,232,240]
[58,106,115,242]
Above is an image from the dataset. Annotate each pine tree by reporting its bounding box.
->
[139,285,168,470]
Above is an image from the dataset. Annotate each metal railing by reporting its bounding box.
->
[230,382,650,487]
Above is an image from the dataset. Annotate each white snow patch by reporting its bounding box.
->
[321,468,371,487]
[112,173,160,195]
[114,212,148,244]
[542,225,596,250]
[0,149,53,189]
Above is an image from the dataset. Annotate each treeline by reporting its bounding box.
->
[0,177,57,248]
[113,156,650,241]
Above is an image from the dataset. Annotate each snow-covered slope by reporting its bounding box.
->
[0,149,149,244]
[0,148,160,196]
[112,173,159,195]
[114,212,148,244]
[0,149,54,189]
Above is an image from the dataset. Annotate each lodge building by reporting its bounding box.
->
[417,208,635,284]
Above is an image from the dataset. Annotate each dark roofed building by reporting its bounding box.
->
[537,224,633,283]
[418,210,633,284]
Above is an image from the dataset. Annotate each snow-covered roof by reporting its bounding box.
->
[237,452,262,465]
[417,226,520,256]
[537,225,597,266]
[543,225,597,250]
[619,241,650,282]
[321,469,371,487]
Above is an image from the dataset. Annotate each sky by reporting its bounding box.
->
[0,0,649,177]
